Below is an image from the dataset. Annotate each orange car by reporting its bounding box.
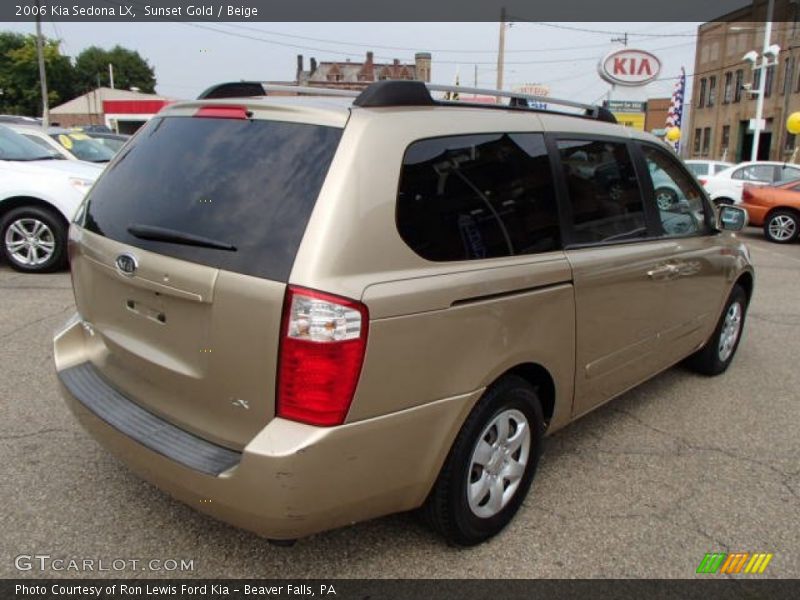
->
[741,180,800,243]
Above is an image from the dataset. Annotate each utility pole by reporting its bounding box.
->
[474,64,478,88]
[496,7,506,99]
[109,63,115,89]
[34,0,49,127]
[611,32,629,46]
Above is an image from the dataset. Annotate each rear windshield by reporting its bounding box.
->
[81,116,342,281]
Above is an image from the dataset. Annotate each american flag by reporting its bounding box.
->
[665,67,686,151]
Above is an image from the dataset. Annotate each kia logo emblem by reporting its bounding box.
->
[115,253,138,276]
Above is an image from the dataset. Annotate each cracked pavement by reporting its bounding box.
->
[0,230,798,579]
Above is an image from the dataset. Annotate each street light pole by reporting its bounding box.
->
[751,0,775,161]
[34,0,49,128]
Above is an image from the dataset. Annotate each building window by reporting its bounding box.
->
[734,69,744,102]
[753,67,761,94]
[702,127,712,156]
[796,65,800,92]
[694,128,702,155]
[785,132,796,152]
[698,78,707,108]
[765,64,775,97]
[721,125,731,158]
[783,59,791,95]
[708,76,717,107]
[723,72,733,103]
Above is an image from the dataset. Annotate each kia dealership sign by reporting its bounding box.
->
[598,49,661,87]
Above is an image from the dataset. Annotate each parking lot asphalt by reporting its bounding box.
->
[0,229,798,580]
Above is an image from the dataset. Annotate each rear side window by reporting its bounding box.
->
[82,116,342,281]
[557,139,645,244]
[397,133,560,261]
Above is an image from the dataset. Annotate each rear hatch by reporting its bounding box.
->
[69,107,343,449]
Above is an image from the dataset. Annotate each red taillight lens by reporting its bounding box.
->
[742,186,753,202]
[194,105,248,119]
[698,178,707,186]
[276,286,369,427]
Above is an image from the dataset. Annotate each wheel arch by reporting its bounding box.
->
[735,271,754,306]
[493,362,556,427]
[0,196,70,227]
[764,205,800,222]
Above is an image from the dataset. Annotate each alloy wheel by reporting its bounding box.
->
[4,217,56,268]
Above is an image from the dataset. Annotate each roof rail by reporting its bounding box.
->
[196,79,616,124]
[354,80,617,124]
[198,81,360,100]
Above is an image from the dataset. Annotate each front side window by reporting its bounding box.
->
[776,164,800,182]
[640,144,710,238]
[556,139,645,244]
[397,133,560,262]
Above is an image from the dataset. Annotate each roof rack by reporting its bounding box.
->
[354,81,617,123]
[197,80,616,124]
[198,81,360,100]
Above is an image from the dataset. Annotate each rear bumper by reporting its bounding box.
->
[55,315,479,539]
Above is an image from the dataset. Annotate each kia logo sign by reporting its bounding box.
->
[598,49,661,87]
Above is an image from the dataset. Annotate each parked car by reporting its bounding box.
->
[700,160,800,205]
[684,159,734,179]
[0,125,102,272]
[6,124,116,163]
[80,131,130,153]
[55,81,753,547]
[740,180,800,243]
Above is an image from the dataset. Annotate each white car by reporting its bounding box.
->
[684,159,734,179]
[6,124,115,164]
[0,125,102,273]
[701,161,800,205]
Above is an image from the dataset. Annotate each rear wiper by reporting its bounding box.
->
[127,224,237,252]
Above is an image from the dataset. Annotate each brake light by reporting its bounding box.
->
[276,286,369,426]
[194,105,248,119]
[742,186,753,202]
[698,178,707,186]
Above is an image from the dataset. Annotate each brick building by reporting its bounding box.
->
[295,51,431,90]
[688,0,800,163]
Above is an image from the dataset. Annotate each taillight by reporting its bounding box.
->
[698,178,707,186]
[194,105,248,119]
[276,286,369,426]
[742,186,753,202]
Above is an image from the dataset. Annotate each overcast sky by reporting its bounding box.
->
[0,21,701,104]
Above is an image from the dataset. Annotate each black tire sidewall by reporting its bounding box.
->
[0,206,68,273]
[445,378,544,544]
[706,286,748,374]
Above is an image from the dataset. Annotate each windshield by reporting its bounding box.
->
[51,132,116,162]
[0,125,62,161]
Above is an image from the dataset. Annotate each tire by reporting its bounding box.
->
[655,187,679,210]
[0,205,68,273]
[685,285,748,376]
[763,210,799,244]
[421,375,544,546]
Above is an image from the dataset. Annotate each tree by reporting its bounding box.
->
[74,46,156,94]
[0,32,74,116]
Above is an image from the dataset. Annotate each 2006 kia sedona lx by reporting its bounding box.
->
[54,81,753,546]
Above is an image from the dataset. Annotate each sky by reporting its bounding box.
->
[0,21,701,104]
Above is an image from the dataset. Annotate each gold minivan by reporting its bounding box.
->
[54,81,754,546]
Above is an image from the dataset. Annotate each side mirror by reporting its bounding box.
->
[718,205,748,232]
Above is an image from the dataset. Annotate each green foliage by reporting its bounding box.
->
[0,32,157,117]
[0,32,74,116]
[74,45,156,94]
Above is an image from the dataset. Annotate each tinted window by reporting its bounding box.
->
[53,132,115,162]
[82,116,342,281]
[686,163,706,177]
[0,126,60,160]
[732,165,774,182]
[557,139,645,244]
[397,133,560,261]
[776,165,800,182]
[641,144,710,238]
